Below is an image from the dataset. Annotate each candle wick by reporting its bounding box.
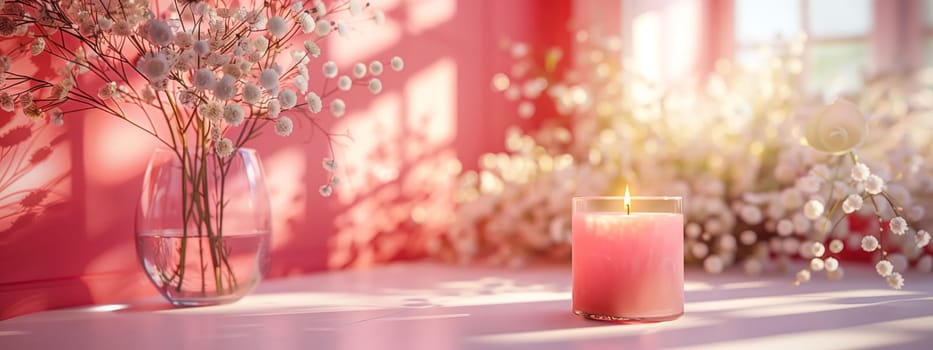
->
[625,204,630,215]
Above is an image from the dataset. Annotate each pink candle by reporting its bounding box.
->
[572,195,684,322]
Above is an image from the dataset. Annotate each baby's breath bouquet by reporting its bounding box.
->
[435,33,933,290]
[0,0,403,301]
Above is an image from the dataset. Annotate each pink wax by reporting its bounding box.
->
[572,212,684,321]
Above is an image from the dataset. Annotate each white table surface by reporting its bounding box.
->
[1,263,932,349]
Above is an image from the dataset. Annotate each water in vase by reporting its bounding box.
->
[137,230,271,306]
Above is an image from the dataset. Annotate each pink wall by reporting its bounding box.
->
[0,0,572,319]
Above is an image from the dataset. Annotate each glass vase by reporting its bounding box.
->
[136,148,271,306]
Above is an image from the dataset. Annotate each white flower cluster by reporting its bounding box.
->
[437,32,933,289]
[0,0,405,197]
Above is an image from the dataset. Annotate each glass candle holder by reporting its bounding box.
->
[572,196,684,322]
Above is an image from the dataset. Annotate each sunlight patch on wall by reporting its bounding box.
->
[83,116,160,186]
[406,0,456,34]
[404,57,457,162]
[632,11,662,82]
[331,94,403,205]
[264,146,308,250]
[328,7,404,64]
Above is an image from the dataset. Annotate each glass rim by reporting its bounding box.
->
[573,195,683,201]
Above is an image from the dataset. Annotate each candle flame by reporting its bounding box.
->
[624,185,631,215]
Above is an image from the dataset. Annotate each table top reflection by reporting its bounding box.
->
[1,263,932,349]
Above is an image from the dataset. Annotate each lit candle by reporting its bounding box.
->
[572,187,684,322]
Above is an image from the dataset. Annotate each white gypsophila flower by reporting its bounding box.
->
[793,213,811,235]
[691,242,709,259]
[99,18,114,31]
[740,205,763,225]
[842,194,864,214]
[886,272,904,289]
[291,1,304,11]
[268,16,288,38]
[98,82,117,99]
[144,19,174,47]
[374,10,385,24]
[876,260,894,277]
[274,116,293,136]
[243,83,262,104]
[174,32,193,48]
[137,52,171,82]
[781,188,804,209]
[223,63,244,79]
[686,222,701,238]
[851,163,870,182]
[319,184,334,197]
[703,255,723,274]
[252,13,268,30]
[0,92,12,112]
[336,20,349,37]
[338,76,352,91]
[316,19,332,36]
[824,257,839,272]
[175,50,197,70]
[796,269,811,283]
[810,258,825,271]
[198,101,223,122]
[298,12,316,33]
[804,199,824,220]
[194,40,210,56]
[804,99,867,154]
[304,40,321,57]
[141,86,155,104]
[322,158,337,172]
[889,217,908,236]
[368,78,382,94]
[739,230,757,245]
[267,99,282,117]
[917,255,932,273]
[207,53,231,67]
[223,103,244,126]
[30,38,45,56]
[213,75,238,101]
[719,235,737,252]
[811,242,826,257]
[330,98,346,117]
[251,36,270,54]
[353,62,367,78]
[829,239,844,254]
[294,75,309,94]
[279,89,297,109]
[305,92,322,113]
[917,230,931,248]
[370,61,384,76]
[259,69,280,91]
[349,0,363,16]
[314,0,327,14]
[796,175,821,194]
[215,138,235,157]
[178,90,199,108]
[865,175,884,195]
[322,61,339,79]
[50,108,64,126]
[861,235,880,252]
[390,56,404,71]
[809,163,831,178]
